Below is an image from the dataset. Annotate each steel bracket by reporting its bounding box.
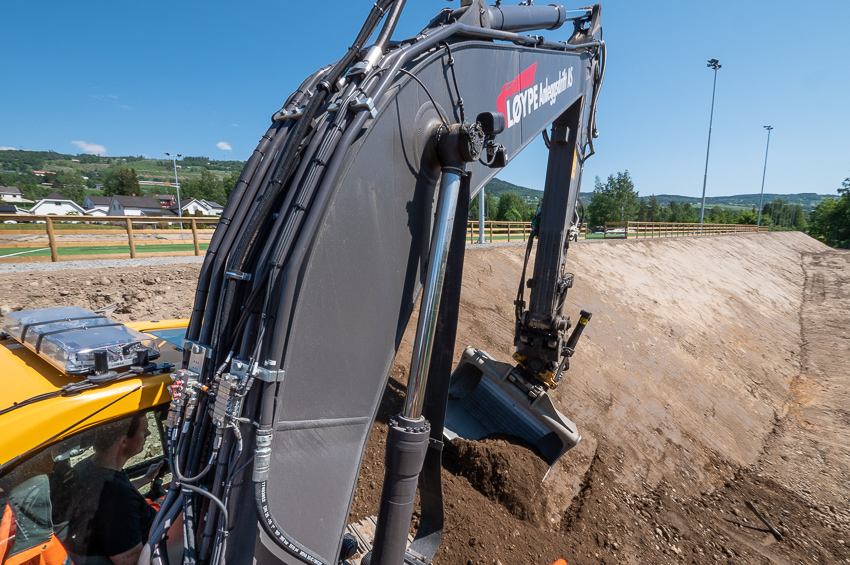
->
[182,341,212,376]
[350,97,378,119]
[272,107,305,122]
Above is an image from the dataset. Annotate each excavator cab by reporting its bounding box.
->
[0,314,187,565]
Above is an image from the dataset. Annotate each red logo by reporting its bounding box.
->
[497,63,537,118]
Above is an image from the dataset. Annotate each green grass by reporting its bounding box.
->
[0,243,210,258]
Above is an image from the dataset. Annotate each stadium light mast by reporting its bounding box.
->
[757,126,773,229]
[165,152,183,238]
[699,58,721,233]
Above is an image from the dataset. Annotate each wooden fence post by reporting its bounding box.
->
[191,219,201,256]
[45,217,59,262]
[488,221,493,243]
[125,218,136,258]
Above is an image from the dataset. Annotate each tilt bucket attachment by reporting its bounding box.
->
[444,347,581,466]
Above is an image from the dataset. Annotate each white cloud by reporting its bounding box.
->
[231,124,239,127]
[216,141,232,151]
[0,147,17,151]
[71,140,107,155]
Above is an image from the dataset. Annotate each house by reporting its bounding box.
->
[0,204,31,219]
[108,195,175,217]
[29,192,87,216]
[169,198,224,217]
[83,195,112,216]
[154,194,177,208]
[0,185,33,204]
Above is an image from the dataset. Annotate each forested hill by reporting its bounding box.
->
[647,192,832,212]
[0,149,835,212]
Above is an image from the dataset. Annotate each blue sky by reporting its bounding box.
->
[2,1,848,198]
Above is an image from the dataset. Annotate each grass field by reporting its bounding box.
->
[0,243,210,258]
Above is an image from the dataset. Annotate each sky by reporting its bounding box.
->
[2,0,849,198]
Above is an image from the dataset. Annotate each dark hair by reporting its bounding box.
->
[92,413,145,453]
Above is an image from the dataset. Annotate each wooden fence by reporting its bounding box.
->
[601,222,768,238]
[0,215,770,263]
[0,214,216,263]
[466,220,768,244]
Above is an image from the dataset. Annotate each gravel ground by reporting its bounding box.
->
[2,232,847,564]
[0,256,206,274]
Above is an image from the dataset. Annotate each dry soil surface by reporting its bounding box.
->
[1,232,847,565]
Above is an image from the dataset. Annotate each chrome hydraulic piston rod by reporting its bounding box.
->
[402,166,463,420]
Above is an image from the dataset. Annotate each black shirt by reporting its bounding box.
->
[66,457,156,562]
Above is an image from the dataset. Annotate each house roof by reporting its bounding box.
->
[0,205,17,214]
[86,196,112,205]
[0,185,21,194]
[113,195,162,209]
[168,198,224,211]
[141,209,177,217]
[154,194,175,200]
[44,191,69,200]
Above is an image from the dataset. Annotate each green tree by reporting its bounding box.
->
[496,192,528,221]
[586,171,639,225]
[57,172,87,205]
[648,195,661,222]
[180,169,228,204]
[469,192,498,220]
[664,201,681,222]
[681,202,698,223]
[637,199,649,222]
[738,210,758,224]
[808,176,850,248]
[223,171,241,200]
[103,167,140,196]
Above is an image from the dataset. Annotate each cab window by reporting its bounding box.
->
[0,410,171,565]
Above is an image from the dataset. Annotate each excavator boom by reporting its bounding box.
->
[148,2,605,564]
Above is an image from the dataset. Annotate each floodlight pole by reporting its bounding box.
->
[699,58,721,234]
[478,188,486,244]
[165,152,183,239]
[756,126,773,229]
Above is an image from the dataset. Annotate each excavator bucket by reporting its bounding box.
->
[444,347,581,467]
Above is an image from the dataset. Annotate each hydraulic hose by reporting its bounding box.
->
[193,63,331,347]
[186,122,280,342]
[375,0,407,52]
[222,0,396,280]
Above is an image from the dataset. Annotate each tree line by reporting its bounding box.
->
[468,170,820,233]
[0,166,240,210]
[808,174,850,248]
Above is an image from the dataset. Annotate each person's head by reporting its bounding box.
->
[93,414,150,461]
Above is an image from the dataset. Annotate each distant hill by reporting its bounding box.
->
[643,193,834,212]
[483,176,835,212]
[483,178,543,202]
[1,150,837,212]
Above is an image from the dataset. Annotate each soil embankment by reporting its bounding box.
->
[1,232,847,564]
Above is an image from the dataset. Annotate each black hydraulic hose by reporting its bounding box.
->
[182,491,197,565]
[186,122,280,342]
[256,20,464,390]
[194,64,331,346]
[138,496,182,565]
[199,65,333,343]
[375,0,407,52]
[221,0,395,282]
[197,122,293,349]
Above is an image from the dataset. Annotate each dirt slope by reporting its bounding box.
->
[1,232,848,564]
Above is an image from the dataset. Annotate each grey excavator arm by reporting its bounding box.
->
[149,2,604,565]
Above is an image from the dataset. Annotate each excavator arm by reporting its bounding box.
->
[149,2,604,564]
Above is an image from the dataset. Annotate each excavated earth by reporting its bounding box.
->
[1,232,848,565]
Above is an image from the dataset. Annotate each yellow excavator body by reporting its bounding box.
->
[0,319,186,465]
